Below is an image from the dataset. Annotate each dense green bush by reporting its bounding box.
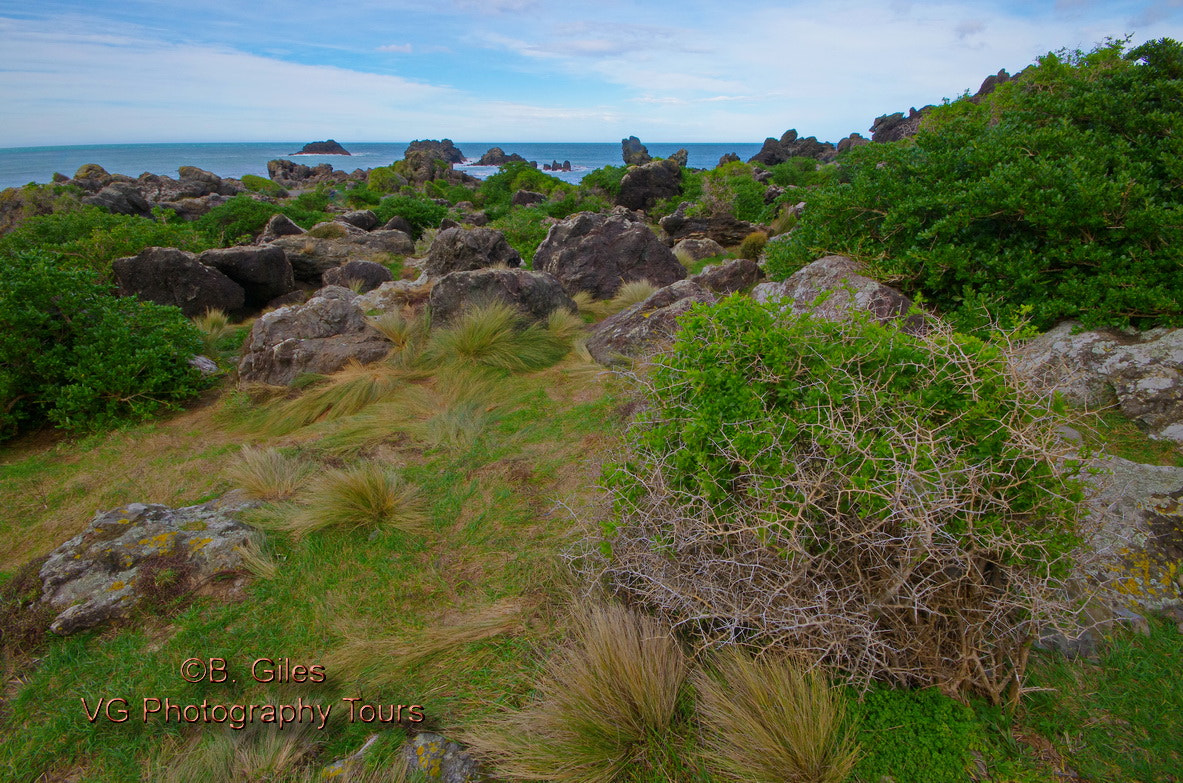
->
[0,206,212,278]
[489,207,552,267]
[579,164,627,197]
[478,161,572,219]
[372,194,448,239]
[193,193,332,244]
[765,38,1183,331]
[367,164,406,194]
[763,157,839,188]
[603,296,1081,699]
[850,686,979,783]
[0,251,210,439]
[239,174,287,198]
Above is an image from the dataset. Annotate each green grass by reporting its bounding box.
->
[1068,408,1183,467]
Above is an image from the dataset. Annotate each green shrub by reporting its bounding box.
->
[489,207,551,267]
[850,686,979,783]
[579,164,627,198]
[691,162,770,223]
[367,164,407,194]
[478,162,572,219]
[193,193,332,244]
[0,251,210,439]
[343,184,381,209]
[602,296,1082,699]
[737,230,767,260]
[765,38,1183,331]
[373,194,448,239]
[764,157,838,188]
[425,178,477,205]
[239,174,287,198]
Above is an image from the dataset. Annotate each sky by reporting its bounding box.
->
[1,0,1181,147]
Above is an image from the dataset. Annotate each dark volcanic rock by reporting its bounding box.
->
[424,227,522,276]
[82,183,152,217]
[512,189,547,207]
[837,133,871,153]
[534,209,686,299]
[258,213,305,243]
[617,159,682,211]
[322,260,395,293]
[198,245,295,307]
[717,152,741,167]
[659,202,761,247]
[689,257,762,295]
[237,286,390,385]
[269,230,415,284]
[621,135,652,166]
[294,139,351,155]
[667,149,688,168]
[429,268,577,325]
[405,139,465,164]
[113,247,244,317]
[267,159,356,188]
[586,280,716,365]
[749,129,836,165]
[870,108,930,143]
[380,215,416,235]
[477,147,531,166]
[339,209,379,231]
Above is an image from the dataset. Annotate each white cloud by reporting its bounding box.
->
[377,43,414,53]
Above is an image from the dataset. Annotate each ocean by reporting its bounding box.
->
[0,142,768,192]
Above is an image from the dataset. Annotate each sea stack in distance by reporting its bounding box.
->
[293,139,351,155]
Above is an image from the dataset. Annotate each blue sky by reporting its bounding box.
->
[1,0,1180,147]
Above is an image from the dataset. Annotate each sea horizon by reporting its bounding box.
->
[0,141,769,191]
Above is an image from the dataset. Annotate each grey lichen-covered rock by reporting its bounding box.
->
[617,158,682,211]
[689,257,762,295]
[355,274,436,314]
[1011,322,1183,445]
[586,280,716,365]
[82,182,152,217]
[113,247,245,318]
[269,230,414,284]
[322,260,394,293]
[339,209,379,231]
[673,237,726,262]
[424,227,522,276]
[534,209,686,299]
[403,732,485,782]
[198,245,295,308]
[751,255,924,334]
[429,268,577,325]
[237,286,390,385]
[38,494,258,635]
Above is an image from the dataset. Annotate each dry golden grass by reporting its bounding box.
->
[694,649,860,783]
[286,462,428,538]
[465,602,688,782]
[145,723,316,783]
[193,307,234,356]
[572,280,658,321]
[225,446,314,501]
[253,362,421,436]
[0,402,241,570]
[424,301,570,372]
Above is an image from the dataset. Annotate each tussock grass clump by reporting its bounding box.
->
[367,310,430,364]
[425,301,570,372]
[225,446,314,501]
[288,462,428,537]
[145,724,315,783]
[193,307,233,356]
[253,361,420,436]
[695,650,860,783]
[467,602,688,782]
[738,230,768,260]
[572,280,659,321]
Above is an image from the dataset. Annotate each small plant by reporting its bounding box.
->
[305,221,348,239]
[695,649,860,783]
[0,556,55,659]
[425,301,571,372]
[288,462,428,537]
[239,174,287,198]
[133,551,198,616]
[226,446,315,501]
[738,230,768,260]
[192,307,233,356]
[467,602,688,782]
[849,686,979,783]
[253,361,417,435]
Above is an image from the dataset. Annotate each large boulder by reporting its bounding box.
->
[512,189,547,207]
[269,230,415,284]
[429,268,576,325]
[586,280,716,365]
[38,494,257,635]
[424,227,522,276]
[198,245,295,308]
[322,260,394,293]
[113,247,245,317]
[82,182,152,217]
[689,257,762,295]
[1011,323,1183,444]
[658,202,761,247]
[258,213,305,243]
[748,129,836,165]
[238,286,391,385]
[751,255,924,334]
[621,135,652,166]
[355,275,435,314]
[405,139,466,164]
[617,159,682,211]
[534,209,686,299]
[338,209,379,231]
[673,237,726,262]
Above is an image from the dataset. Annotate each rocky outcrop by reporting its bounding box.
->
[293,139,350,155]
[113,247,245,317]
[38,495,257,635]
[512,190,547,207]
[672,237,726,262]
[750,255,925,334]
[617,159,682,211]
[424,227,522,276]
[429,268,576,325]
[667,149,688,168]
[405,139,465,164]
[717,152,741,167]
[355,275,435,313]
[81,182,152,217]
[659,202,761,247]
[621,135,652,166]
[543,160,572,172]
[266,159,359,188]
[197,245,295,308]
[322,260,394,293]
[689,257,762,295]
[339,209,379,231]
[534,209,686,299]
[237,286,390,385]
[1011,323,1183,445]
[269,230,415,284]
[586,280,716,365]
[477,147,531,166]
[749,130,837,165]
[870,108,931,143]
[259,213,305,243]
[836,133,870,154]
